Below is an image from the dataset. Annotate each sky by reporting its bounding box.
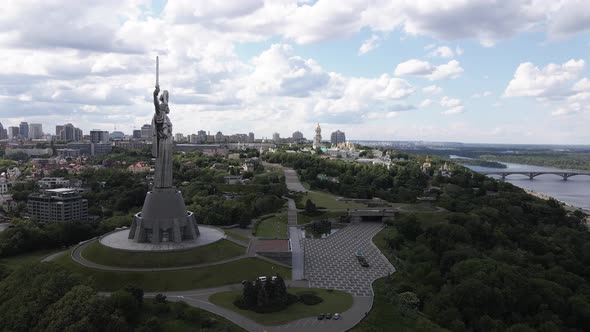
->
[1,0,590,144]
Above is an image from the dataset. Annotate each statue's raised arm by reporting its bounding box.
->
[153,85,161,114]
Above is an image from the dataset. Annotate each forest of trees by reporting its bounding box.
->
[375,167,590,331]
[0,263,240,331]
[266,152,429,202]
[1,151,286,258]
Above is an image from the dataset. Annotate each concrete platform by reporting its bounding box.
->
[100,225,224,252]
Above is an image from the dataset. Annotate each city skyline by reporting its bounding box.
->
[1,1,590,144]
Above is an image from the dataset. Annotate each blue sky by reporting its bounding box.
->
[1,1,590,144]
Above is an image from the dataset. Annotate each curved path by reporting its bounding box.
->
[68,235,289,272]
[70,239,251,272]
[150,285,373,332]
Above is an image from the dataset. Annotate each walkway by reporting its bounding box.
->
[285,195,305,281]
[284,169,308,192]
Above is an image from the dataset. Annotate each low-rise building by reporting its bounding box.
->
[27,188,88,223]
[0,178,9,194]
[38,177,70,189]
[128,162,151,173]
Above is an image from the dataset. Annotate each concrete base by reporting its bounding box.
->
[129,188,200,244]
[101,226,224,252]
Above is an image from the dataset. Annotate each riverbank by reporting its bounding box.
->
[525,189,590,225]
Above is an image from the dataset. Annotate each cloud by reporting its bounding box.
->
[394,59,463,80]
[394,59,434,76]
[246,44,330,98]
[504,59,585,98]
[546,0,590,38]
[472,90,493,98]
[422,85,443,95]
[440,96,464,115]
[418,99,433,108]
[430,46,454,58]
[440,96,461,108]
[358,34,380,55]
[573,78,590,92]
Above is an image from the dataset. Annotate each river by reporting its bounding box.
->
[450,156,590,211]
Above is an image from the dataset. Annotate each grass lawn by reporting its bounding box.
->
[0,249,60,271]
[139,299,246,332]
[297,211,348,225]
[255,213,288,238]
[224,230,251,244]
[54,254,290,292]
[81,239,244,268]
[209,288,353,325]
[304,191,366,210]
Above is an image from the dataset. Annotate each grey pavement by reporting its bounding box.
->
[284,169,307,192]
[0,223,11,233]
[289,226,304,281]
[41,250,67,262]
[304,223,395,297]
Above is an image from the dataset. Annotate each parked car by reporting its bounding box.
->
[333,313,341,320]
[358,257,370,267]
[317,313,325,320]
[257,276,267,282]
[325,313,332,319]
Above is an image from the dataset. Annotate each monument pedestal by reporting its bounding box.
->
[128,188,199,244]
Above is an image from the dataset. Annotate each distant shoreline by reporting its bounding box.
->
[525,189,590,216]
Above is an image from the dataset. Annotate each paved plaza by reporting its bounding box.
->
[304,222,395,297]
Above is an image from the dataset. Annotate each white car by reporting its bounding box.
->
[333,313,341,320]
[258,276,267,282]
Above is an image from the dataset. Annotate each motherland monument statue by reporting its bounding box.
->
[128,56,200,244]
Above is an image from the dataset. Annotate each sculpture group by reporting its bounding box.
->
[128,57,200,244]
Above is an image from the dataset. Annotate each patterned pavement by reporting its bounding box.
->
[304,223,395,297]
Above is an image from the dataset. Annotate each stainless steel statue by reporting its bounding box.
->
[128,57,199,244]
[152,86,173,187]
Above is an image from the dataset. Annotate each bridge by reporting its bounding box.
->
[479,171,590,181]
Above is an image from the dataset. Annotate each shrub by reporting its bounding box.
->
[299,293,323,305]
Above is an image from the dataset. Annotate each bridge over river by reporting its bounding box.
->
[479,170,590,181]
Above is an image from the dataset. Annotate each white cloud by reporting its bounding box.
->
[430,46,454,58]
[428,60,464,80]
[440,96,464,115]
[422,85,442,95]
[418,99,433,108]
[394,59,463,80]
[573,78,590,92]
[455,46,464,56]
[472,90,493,98]
[504,59,585,97]
[440,96,461,108]
[441,106,464,115]
[394,59,434,76]
[358,34,380,55]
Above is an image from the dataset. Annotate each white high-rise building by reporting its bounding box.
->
[29,123,43,139]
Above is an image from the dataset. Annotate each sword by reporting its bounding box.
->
[156,56,159,87]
